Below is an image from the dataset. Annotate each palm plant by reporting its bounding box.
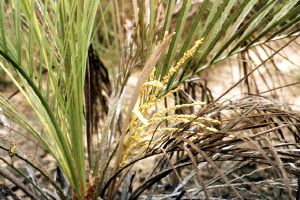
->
[0,0,299,199]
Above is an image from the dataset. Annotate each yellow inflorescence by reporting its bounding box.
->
[162,38,204,84]
[121,38,218,166]
[142,81,164,89]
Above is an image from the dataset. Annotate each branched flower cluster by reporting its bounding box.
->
[121,38,218,165]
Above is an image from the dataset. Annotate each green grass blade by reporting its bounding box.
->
[160,0,192,79]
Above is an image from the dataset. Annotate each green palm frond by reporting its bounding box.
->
[0,0,100,198]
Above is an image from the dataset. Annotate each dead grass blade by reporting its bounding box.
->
[179,144,210,199]
[175,136,243,200]
[0,168,39,200]
[265,137,293,199]
[121,33,174,134]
